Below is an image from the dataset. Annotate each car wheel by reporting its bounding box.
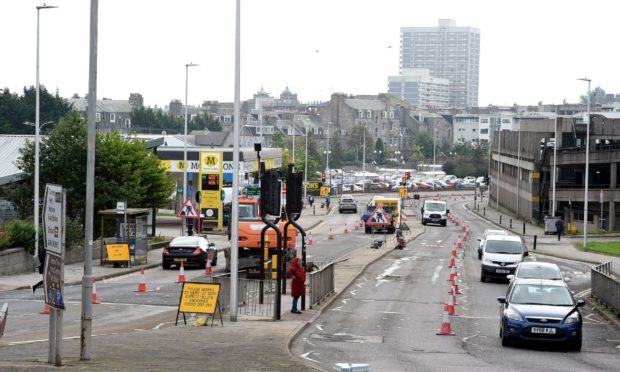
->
[421,221,426,226]
[478,253,482,260]
[500,326,511,347]
[162,262,171,270]
[441,222,447,227]
[365,227,370,234]
[480,273,486,283]
[568,337,582,351]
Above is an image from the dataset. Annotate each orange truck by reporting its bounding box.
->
[227,197,298,272]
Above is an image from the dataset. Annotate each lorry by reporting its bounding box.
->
[226,197,298,274]
[363,196,401,234]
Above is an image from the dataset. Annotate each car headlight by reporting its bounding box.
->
[483,257,493,265]
[505,308,524,322]
[423,212,430,218]
[564,312,580,324]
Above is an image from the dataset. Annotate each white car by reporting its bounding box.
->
[507,262,564,281]
[480,235,528,282]
[478,229,508,259]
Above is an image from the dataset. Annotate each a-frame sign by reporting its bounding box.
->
[177,198,200,219]
[367,206,391,226]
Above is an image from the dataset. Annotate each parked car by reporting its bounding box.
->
[480,235,528,282]
[338,194,358,213]
[477,229,509,259]
[162,236,216,270]
[507,262,564,281]
[497,278,584,350]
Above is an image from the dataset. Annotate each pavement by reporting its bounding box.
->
[1,196,618,370]
[0,202,423,371]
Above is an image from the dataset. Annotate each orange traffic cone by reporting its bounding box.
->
[205,257,213,275]
[177,262,186,283]
[456,240,463,249]
[451,285,459,305]
[40,303,51,315]
[436,309,455,336]
[452,278,462,295]
[448,254,456,268]
[328,228,334,240]
[443,292,456,316]
[448,266,457,282]
[136,268,147,293]
[92,277,101,304]
[308,231,314,245]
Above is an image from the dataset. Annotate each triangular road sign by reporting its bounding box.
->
[367,206,391,226]
[177,198,199,219]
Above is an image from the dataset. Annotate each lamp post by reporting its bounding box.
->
[34,3,58,263]
[326,121,331,190]
[304,122,308,203]
[497,117,502,210]
[292,114,295,165]
[578,77,591,251]
[362,128,366,192]
[433,126,437,190]
[552,116,558,217]
[516,122,521,218]
[183,62,199,236]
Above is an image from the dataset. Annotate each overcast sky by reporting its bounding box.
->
[1,0,617,109]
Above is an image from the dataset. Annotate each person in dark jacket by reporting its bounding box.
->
[286,257,306,314]
[555,218,565,241]
[31,246,46,294]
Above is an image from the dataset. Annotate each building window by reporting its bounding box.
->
[481,128,488,134]
[389,111,394,119]
[341,129,347,136]
[287,127,293,135]
[96,112,101,122]
[125,118,131,127]
[359,110,364,118]
[367,110,372,118]
[314,128,319,135]
[110,113,116,123]
[383,111,387,118]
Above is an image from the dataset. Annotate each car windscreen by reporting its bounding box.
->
[517,266,562,280]
[484,240,522,254]
[171,237,200,246]
[425,202,446,212]
[238,204,258,220]
[510,284,574,306]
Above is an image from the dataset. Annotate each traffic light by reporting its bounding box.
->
[260,170,281,217]
[286,170,303,215]
[485,174,490,185]
[401,176,407,186]
[321,172,326,183]
[405,171,411,180]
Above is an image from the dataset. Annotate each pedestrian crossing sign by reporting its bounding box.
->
[178,198,199,219]
[368,206,391,226]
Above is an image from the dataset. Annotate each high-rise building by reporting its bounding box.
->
[388,68,450,109]
[400,19,480,108]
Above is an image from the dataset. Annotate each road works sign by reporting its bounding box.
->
[367,206,391,226]
[176,282,223,326]
[177,198,199,219]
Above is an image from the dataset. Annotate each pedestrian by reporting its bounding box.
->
[325,195,331,209]
[31,246,46,294]
[308,195,314,207]
[555,218,565,241]
[286,257,306,314]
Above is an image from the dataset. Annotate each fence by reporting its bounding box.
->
[308,261,335,309]
[591,262,620,314]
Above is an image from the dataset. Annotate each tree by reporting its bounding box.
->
[6,111,174,227]
[415,131,434,160]
[190,112,222,132]
[442,142,489,177]
[0,86,71,134]
[409,144,426,167]
[580,86,606,105]
[374,138,385,165]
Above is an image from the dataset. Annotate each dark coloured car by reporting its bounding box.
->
[497,279,584,351]
[162,236,216,269]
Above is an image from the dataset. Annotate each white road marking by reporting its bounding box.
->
[315,324,324,331]
[462,332,480,342]
[375,256,415,287]
[379,311,406,315]
[9,334,109,346]
[431,264,443,284]
[300,351,321,364]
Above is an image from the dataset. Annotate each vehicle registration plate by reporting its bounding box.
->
[431,218,439,222]
[174,258,187,262]
[531,327,556,334]
[496,269,509,274]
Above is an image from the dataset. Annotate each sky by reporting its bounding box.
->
[1,0,618,109]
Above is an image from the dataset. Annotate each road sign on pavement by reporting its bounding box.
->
[43,184,65,256]
[178,198,199,219]
[367,206,391,226]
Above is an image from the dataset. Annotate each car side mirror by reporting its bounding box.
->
[576,299,585,307]
[420,208,424,213]
[523,251,529,257]
[477,238,482,242]
[446,209,450,214]
[506,274,515,281]
[208,242,215,247]
[497,296,506,304]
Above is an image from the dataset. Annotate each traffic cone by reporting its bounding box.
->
[328,228,334,240]
[136,268,147,293]
[354,221,359,230]
[308,231,314,245]
[344,223,349,235]
[177,262,186,283]
[40,304,51,315]
[448,266,457,282]
[443,292,456,316]
[448,251,456,268]
[452,277,462,294]
[456,240,462,249]
[437,309,455,336]
[205,257,213,275]
[92,277,101,304]
[461,193,465,200]
[451,285,459,305]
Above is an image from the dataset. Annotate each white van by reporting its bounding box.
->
[421,199,448,227]
[480,235,528,282]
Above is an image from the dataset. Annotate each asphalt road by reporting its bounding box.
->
[290,197,620,371]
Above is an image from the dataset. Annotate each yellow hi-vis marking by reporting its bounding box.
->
[271,254,278,280]
[264,235,270,270]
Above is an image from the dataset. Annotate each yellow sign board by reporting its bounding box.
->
[307,182,319,189]
[532,172,540,180]
[320,186,330,196]
[178,282,220,314]
[532,195,540,202]
[399,188,408,199]
[106,244,130,261]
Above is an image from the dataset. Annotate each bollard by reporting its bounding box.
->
[523,222,526,235]
[499,215,502,225]
[533,235,537,250]
[510,218,512,229]
[483,207,485,216]
[313,205,316,216]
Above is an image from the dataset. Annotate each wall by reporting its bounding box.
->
[0,248,33,276]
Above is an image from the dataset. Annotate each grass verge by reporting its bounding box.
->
[576,241,620,256]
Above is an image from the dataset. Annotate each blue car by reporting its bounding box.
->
[497,278,584,351]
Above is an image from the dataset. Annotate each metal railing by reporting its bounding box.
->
[591,262,620,314]
[308,261,335,309]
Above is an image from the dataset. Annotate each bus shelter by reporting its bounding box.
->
[98,208,150,267]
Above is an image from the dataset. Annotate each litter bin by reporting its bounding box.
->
[544,216,558,235]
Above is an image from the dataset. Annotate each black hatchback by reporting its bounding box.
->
[162,236,216,269]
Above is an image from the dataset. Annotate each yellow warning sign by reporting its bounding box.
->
[399,188,408,199]
[320,186,329,196]
[178,282,220,314]
[106,243,130,262]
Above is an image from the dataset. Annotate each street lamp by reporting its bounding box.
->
[304,122,309,203]
[362,128,366,192]
[292,114,296,165]
[323,149,332,191]
[34,3,57,262]
[578,77,591,251]
[183,62,199,236]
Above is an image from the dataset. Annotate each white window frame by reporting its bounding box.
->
[125,118,131,127]
[358,110,364,118]
[389,111,394,119]
[366,110,372,118]
[313,128,319,134]
[382,111,387,118]
[95,112,101,122]
[110,113,116,123]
